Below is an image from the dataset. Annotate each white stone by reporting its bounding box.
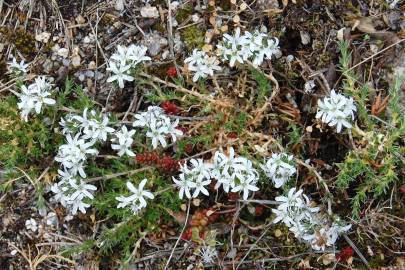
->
[115,0,125,11]
[191,14,200,23]
[88,61,96,69]
[140,6,159,18]
[300,31,311,45]
[72,55,81,67]
[35,32,51,43]
[57,48,69,58]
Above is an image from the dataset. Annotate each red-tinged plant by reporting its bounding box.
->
[400,185,405,197]
[181,228,193,240]
[336,246,353,262]
[166,66,177,77]
[227,132,238,139]
[156,155,181,172]
[181,208,220,242]
[255,205,264,216]
[136,152,182,173]
[135,151,159,165]
[161,100,180,115]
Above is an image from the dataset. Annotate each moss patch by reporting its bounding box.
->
[1,27,37,58]
[180,25,205,51]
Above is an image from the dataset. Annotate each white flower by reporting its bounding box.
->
[111,45,134,64]
[212,148,259,197]
[271,187,351,251]
[304,80,316,93]
[8,57,29,75]
[107,44,150,88]
[72,108,115,142]
[172,173,196,199]
[25,218,38,232]
[107,62,134,89]
[55,133,98,178]
[90,114,115,142]
[316,90,356,133]
[192,176,211,197]
[185,49,206,66]
[185,49,221,82]
[146,118,168,149]
[111,125,136,156]
[171,148,260,199]
[190,158,213,180]
[218,28,280,67]
[231,174,259,200]
[326,222,351,246]
[261,153,296,188]
[217,147,245,173]
[111,44,151,66]
[134,106,182,149]
[68,179,97,201]
[51,169,97,215]
[165,118,183,142]
[72,108,93,132]
[275,188,304,210]
[116,179,154,214]
[16,76,56,121]
[127,44,151,65]
[69,197,91,215]
[272,208,295,225]
[199,246,217,265]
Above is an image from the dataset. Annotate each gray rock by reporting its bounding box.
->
[256,0,279,9]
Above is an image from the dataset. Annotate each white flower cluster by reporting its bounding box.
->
[111,126,136,157]
[116,179,154,214]
[133,106,183,149]
[16,77,56,121]
[272,188,351,250]
[172,147,259,200]
[184,49,221,82]
[52,134,99,214]
[60,108,115,142]
[107,44,151,88]
[52,105,184,215]
[183,28,280,81]
[53,108,116,215]
[316,90,356,133]
[217,28,280,67]
[55,133,99,178]
[8,57,29,75]
[261,153,296,188]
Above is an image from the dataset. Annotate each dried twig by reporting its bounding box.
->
[163,200,191,270]
[140,72,233,108]
[85,167,152,183]
[343,234,370,269]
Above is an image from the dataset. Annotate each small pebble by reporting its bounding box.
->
[57,48,69,58]
[71,55,81,67]
[140,6,159,18]
[192,14,200,23]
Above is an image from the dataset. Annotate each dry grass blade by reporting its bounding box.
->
[371,93,390,116]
